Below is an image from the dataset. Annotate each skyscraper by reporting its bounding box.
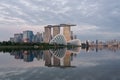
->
[33,32,43,43]
[63,26,71,41]
[14,33,23,42]
[23,30,33,43]
[10,37,14,42]
[60,24,76,42]
[71,31,73,40]
[53,26,60,37]
[43,26,52,43]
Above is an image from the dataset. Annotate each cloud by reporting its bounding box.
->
[0,24,44,41]
[0,0,120,40]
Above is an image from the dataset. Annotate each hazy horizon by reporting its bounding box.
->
[0,0,120,41]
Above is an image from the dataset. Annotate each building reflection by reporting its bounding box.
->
[9,48,79,68]
[4,45,119,68]
[63,51,71,67]
[88,45,120,52]
[10,50,44,62]
[44,50,52,66]
[53,56,60,66]
[23,51,34,62]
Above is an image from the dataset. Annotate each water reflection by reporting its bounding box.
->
[0,46,120,80]
[3,48,79,68]
[88,45,120,52]
[0,46,120,68]
[10,50,44,62]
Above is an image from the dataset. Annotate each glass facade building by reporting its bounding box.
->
[23,30,33,43]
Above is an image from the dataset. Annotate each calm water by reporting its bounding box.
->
[0,47,120,80]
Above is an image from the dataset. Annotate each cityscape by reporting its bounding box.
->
[0,45,120,67]
[0,0,120,80]
[8,24,120,49]
[9,24,77,43]
[8,24,120,48]
[6,49,76,68]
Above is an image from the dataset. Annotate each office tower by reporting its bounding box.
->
[53,26,60,37]
[63,26,71,41]
[43,26,52,43]
[43,32,45,42]
[73,35,77,39]
[33,32,43,43]
[23,30,33,43]
[71,31,73,40]
[53,25,60,66]
[96,40,98,45]
[10,37,14,42]
[60,24,76,42]
[14,33,23,42]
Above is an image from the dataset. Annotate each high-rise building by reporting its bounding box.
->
[14,33,23,42]
[10,37,14,42]
[71,31,73,40]
[53,25,60,66]
[60,24,76,42]
[63,26,71,41]
[33,32,43,43]
[53,26,60,37]
[23,30,33,43]
[43,26,52,43]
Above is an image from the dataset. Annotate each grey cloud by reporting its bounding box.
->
[0,0,120,40]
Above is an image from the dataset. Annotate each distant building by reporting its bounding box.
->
[96,40,98,45]
[73,35,77,39]
[63,26,71,41]
[43,26,52,43]
[14,33,23,42]
[33,32,43,43]
[60,24,76,42]
[71,31,73,40]
[10,37,14,42]
[53,26,60,37]
[23,30,33,43]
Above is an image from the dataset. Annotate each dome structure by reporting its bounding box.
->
[67,39,81,46]
[50,34,67,45]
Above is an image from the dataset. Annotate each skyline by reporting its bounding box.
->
[0,0,120,41]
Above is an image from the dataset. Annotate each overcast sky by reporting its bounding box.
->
[0,0,120,41]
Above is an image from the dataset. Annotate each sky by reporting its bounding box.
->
[0,0,120,41]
